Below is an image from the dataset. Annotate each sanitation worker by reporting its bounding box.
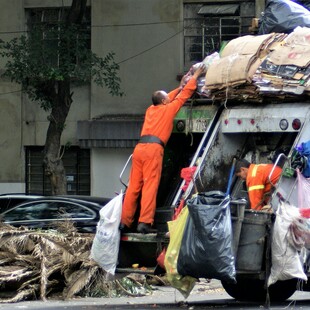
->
[234,158,282,211]
[120,64,206,234]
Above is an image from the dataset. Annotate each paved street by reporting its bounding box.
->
[0,279,310,309]
[0,279,228,309]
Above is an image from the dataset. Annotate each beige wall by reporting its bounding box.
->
[22,85,91,146]
[92,148,132,198]
[0,0,184,194]
[0,0,24,192]
[89,0,184,195]
[91,0,183,116]
[0,0,259,196]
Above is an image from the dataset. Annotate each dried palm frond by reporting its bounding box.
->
[45,261,64,278]
[0,252,18,265]
[70,238,92,255]
[60,249,75,265]
[0,252,38,268]
[0,223,156,302]
[19,275,41,290]
[0,266,35,283]
[45,279,62,297]
[0,230,36,254]
[40,248,48,301]
[82,275,117,298]
[64,265,100,299]
[30,233,73,256]
[49,218,78,235]
[1,233,36,254]
[0,285,38,303]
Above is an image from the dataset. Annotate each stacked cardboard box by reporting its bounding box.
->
[202,27,310,102]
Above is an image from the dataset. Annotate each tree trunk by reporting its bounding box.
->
[43,0,87,195]
[43,80,72,195]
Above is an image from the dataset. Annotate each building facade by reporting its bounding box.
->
[0,0,262,198]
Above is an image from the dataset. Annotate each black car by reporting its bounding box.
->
[0,193,44,213]
[0,195,111,233]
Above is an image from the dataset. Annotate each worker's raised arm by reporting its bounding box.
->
[167,63,206,113]
[192,64,206,80]
[168,64,205,101]
[168,87,181,101]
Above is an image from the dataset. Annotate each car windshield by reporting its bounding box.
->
[4,201,95,222]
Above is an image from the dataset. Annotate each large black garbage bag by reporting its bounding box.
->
[295,0,310,11]
[177,191,236,283]
[259,0,310,34]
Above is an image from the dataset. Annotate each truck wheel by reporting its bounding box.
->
[221,278,297,302]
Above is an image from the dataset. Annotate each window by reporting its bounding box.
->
[25,7,91,66]
[25,146,90,195]
[184,2,255,70]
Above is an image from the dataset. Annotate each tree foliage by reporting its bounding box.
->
[0,24,123,111]
[0,1,123,195]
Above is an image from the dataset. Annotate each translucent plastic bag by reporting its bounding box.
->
[164,206,197,298]
[297,169,310,210]
[268,201,307,286]
[289,219,310,250]
[288,169,310,250]
[90,191,123,276]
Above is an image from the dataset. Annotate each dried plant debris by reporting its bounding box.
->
[0,221,154,303]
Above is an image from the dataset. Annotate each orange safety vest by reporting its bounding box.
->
[246,163,282,210]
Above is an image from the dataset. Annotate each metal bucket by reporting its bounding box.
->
[235,210,271,272]
[230,199,247,258]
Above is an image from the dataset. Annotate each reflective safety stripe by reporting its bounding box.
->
[248,185,265,191]
[251,165,258,177]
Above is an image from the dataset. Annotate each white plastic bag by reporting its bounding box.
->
[297,169,310,210]
[90,191,123,276]
[268,201,307,287]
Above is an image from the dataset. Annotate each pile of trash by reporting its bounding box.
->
[0,221,153,303]
[194,26,310,102]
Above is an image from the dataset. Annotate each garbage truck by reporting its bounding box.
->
[117,99,310,302]
[117,27,310,301]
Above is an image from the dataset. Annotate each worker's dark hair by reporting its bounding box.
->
[152,91,166,106]
[235,159,251,173]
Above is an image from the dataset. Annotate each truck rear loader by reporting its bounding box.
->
[117,98,310,302]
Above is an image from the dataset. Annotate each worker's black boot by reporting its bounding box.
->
[119,223,132,233]
[137,222,157,234]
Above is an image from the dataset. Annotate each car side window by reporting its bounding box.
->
[4,201,94,222]
[4,203,48,221]
[56,202,94,219]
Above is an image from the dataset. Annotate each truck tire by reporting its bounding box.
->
[221,278,297,302]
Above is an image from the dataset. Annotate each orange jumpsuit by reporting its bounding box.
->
[246,164,282,210]
[121,77,198,227]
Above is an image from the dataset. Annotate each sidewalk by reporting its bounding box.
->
[0,279,230,309]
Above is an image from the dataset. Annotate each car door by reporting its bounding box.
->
[3,200,99,232]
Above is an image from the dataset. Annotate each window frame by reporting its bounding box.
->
[183,2,255,70]
[25,146,91,196]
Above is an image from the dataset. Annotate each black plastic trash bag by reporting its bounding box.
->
[259,0,310,35]
[295,0,310,11]
[177,191,236,283]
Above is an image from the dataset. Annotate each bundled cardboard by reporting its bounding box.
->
[202,27,310,101]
